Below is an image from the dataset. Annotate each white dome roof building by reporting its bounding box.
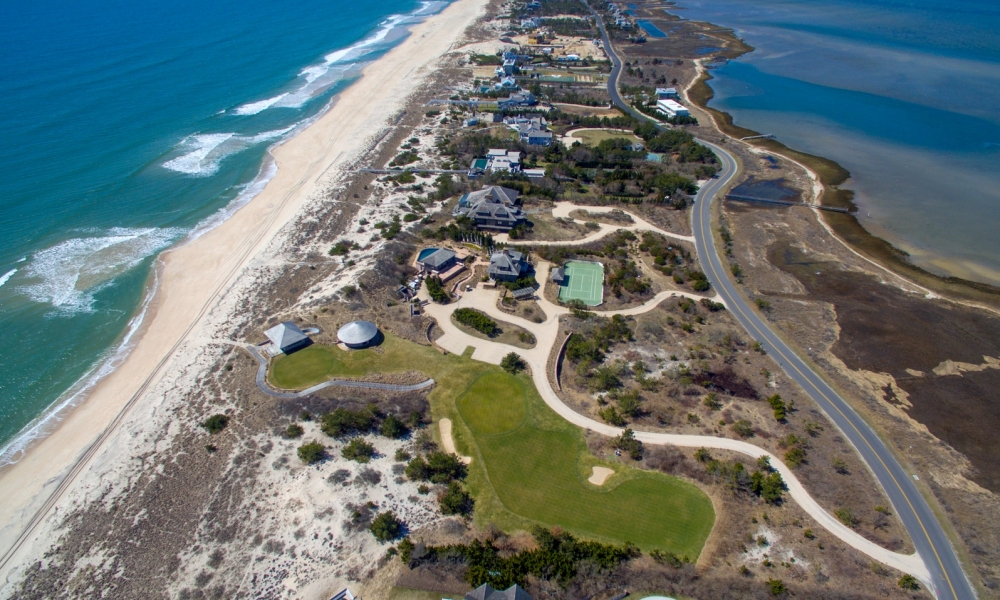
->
[337,320,379,349]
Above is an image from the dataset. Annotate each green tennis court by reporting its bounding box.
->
[558,260,604,306]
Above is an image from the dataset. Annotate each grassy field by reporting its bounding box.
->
[267,334,714,555]
[569,128,641,147]
[268,333,456,390]
[457,371,715,556]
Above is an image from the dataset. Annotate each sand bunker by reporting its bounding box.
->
[439,418,472,465]
[588,466,614,486]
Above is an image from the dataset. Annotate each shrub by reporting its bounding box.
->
[370,511,404,543]
[832,458,850,474]
[284,423,304,439]
[201,414,229,434]
[898,574,919,590]
[398,538,415,563]
[784,447,806,468]
[751,470,785,504]
[767,578,787,595]
[321,407,378,437]
[425,276,449,303]
[614,428,643,460]
[297,441,326,464]
[767,394,787,421]
[394,448,411,462]
[703,392,721,410]
[731,419,754,438]
[598,406,625,426]
[454,308,497,335]
[439,481,474,516]
[342,437,376,463]
[406,452,466,483]
[380,414,408,439]
[835,507,859,528]
[501,352,525,374]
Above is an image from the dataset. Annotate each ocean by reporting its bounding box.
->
[0,0,448,464]
[674,0,1000,285]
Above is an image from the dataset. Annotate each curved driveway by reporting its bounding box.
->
[584,1,973,596]
[422,244,926,579]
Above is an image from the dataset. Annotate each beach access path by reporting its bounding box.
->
[419,201,927,583]
[0,0,489,580]
[584,1,974,597]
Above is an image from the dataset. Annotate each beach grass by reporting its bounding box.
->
[268,335,715,555]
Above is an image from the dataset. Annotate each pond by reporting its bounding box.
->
[637,20,668,38]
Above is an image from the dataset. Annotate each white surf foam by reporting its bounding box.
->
[162,126,293,176]
[0,269,15,289]
[227,4,431,117]
[19,227,183,313]
[234,93,289,116]
[0,262,163,468]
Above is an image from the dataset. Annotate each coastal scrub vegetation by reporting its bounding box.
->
[453,308,497,336]
[342,437,376,463]
[403,525,640,589]
[201,414,229,434]
[694,449,786,505]
[405,451,467,484]
[370,510,404,543]
[500,352,525,374]
[425,276,449,303]
[319,404,413,441]
[297,441,326,464]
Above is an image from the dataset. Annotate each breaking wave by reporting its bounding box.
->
[18,227,183,313]
[162,126,293,176]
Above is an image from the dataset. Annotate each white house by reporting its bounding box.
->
[656,98,690,118]
[656,87,679,99]
[485,149,521,172]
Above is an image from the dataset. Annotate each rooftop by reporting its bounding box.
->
[337,320,379,346]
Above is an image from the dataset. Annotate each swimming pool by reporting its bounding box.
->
[417,247,440,262]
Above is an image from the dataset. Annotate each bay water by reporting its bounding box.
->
[675,0,1000,285]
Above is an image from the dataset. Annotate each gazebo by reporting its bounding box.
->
[337,320,379,349]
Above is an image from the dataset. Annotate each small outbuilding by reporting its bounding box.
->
[265,321,310,355]
[465,583,533,600]
[550,267,565,284]
[337,320,380,349]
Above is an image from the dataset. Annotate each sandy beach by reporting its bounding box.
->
[0,0,487,589]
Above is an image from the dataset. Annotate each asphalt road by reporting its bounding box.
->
[585,2,975,597]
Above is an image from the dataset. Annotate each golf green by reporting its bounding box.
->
[458,372,715,556]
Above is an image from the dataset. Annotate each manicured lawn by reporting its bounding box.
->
[268,335,715,556]
[269,334,442,389]
[572,128,641,147]
[457,373,527,435]
[458,371,715,557]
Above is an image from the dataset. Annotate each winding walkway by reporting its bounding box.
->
[419,203,928,583]
[245,346,435,398]
[495,201,695,247]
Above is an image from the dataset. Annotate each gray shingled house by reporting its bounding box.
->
[461,186,525,231]
[488,249,529,282]
[264,321,310,354]
[416,247,457,273]
[464,583,533,600]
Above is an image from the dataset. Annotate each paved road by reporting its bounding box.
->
[585,2,975,597]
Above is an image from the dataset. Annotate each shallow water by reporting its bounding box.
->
[675,0,1000,284]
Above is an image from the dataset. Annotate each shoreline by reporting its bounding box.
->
[0,4,418,471]
[0,0,487,572]
[682,26,1000,312]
